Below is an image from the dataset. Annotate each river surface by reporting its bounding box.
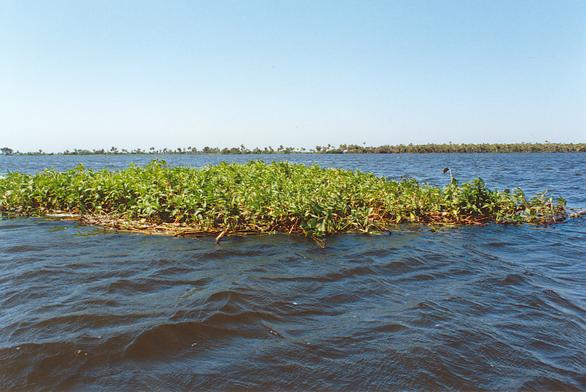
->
[1,153,585,391]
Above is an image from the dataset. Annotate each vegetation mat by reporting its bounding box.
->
[0,161,567,244]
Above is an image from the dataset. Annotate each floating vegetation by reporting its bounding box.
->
[0,161,567,243]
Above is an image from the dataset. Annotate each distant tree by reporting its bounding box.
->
[1,147,14,155]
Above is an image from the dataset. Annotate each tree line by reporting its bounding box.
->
[1,143,585,155]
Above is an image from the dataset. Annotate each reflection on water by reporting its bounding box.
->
[0,154,585,390]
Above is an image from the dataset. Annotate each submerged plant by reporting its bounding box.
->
[0,161,567,241]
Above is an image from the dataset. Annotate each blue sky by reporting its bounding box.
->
[1,0,584,152]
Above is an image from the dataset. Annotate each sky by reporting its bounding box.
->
[0,0,585,152]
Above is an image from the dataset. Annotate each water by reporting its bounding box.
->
[1,154,585,390]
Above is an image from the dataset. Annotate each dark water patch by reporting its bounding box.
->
[12,267,79,282]
[1,244,47,253]
[124,321,236,360]
[1,289,55,308]
[31,313,148,330]
[542,289,586,317]
[260,265,378,284]
[0,223,30,230]
[354,247,395,258]
[84,298,120,307]
[105,277,192,295]
[497,273,527,286]
[371,322,409,333]
[485,240,509,248]
[519,377,582,392]
[412,273,435,281]
[0,342,85,390]
[197,247,266,261]
[378,256,425,273]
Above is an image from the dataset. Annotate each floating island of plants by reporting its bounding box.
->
[0,161,568,245]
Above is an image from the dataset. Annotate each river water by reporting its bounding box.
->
[1,153,585,390]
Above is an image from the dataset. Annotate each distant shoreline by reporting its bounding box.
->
[1,143,585,156]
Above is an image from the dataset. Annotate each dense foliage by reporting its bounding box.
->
[1,143,585,155]
[0,161,566,240]
[324,143,586,154]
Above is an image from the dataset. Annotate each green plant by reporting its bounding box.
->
[0,161,567,241]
